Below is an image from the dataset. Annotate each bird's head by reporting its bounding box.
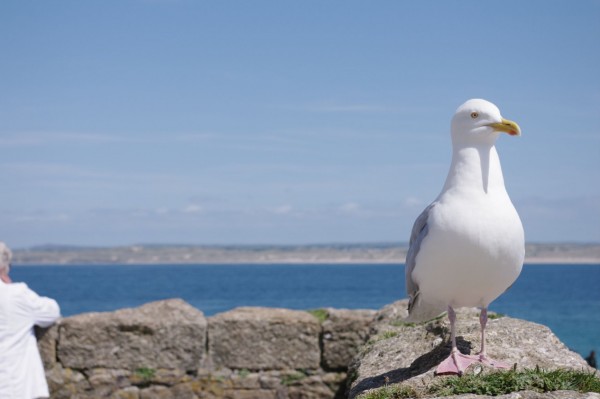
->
[451,99,521,146]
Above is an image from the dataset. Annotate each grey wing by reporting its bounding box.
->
[405,202,435,314]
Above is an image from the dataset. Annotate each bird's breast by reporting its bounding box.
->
[412,192,525,308]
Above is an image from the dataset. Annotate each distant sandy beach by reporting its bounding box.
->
[11,243,600,265]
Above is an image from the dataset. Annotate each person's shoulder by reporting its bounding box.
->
[1,282,32,302]
[7,281,27,289]
[7,282,33,295]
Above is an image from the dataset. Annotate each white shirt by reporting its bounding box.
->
[0,281,61,399]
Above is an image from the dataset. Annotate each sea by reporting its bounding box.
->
[11,263,600,359]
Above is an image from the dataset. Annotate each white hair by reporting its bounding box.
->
[0,242,12,272]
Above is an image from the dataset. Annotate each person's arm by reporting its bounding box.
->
[15,283,61,327]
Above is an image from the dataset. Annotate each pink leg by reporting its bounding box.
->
[436,306,477,375]
[476,308,510,369]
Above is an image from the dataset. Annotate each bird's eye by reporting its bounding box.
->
[470,112,479,119]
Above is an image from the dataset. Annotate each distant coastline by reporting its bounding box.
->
[11,242,600,265]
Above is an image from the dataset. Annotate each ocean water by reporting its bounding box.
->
[11,263,600,358]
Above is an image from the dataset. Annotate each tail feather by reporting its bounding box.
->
[405,292,446,323]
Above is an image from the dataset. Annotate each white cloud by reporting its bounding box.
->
[173,133,222,142]
[13,211,70,224]
[308,103,390,113]
[0,132,129,147]
[339,202,360,213]
[272,204,293,215]
[516,196,600,241]
[403,196,422,207]
[183,204,203,214]
[276,101,435,115]
[1,162,103,178]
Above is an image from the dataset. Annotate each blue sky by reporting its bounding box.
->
[1,1,599,248]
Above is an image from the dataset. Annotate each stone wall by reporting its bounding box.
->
[37,299,375,399]
[37,299,596,399]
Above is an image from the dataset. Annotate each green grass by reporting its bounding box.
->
[357,368,600,399]
[357,384,417,399]
[307,308,329,323]
[382,331,399,339]
[280,370,308,386]
[238,368,250,378]
[486,312,505,320]
[366,330,399,345]
[134,367,156,381]
[429,368,600,396]
[387,312,447,329]
[347,369,359,386]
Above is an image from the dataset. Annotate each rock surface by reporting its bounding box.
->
[322,308,376,371]
[57,299,207,370]
[39,300,363,398]
[208,306,321,370]
[348,300,595,398]
[35,298,598,399]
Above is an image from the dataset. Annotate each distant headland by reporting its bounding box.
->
[12,242,600,265]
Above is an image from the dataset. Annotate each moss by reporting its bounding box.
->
[238,368,250,378]
[347,369,359,386]
[307,308,329,323]
[280,370,307,386]
[134,367,155,381]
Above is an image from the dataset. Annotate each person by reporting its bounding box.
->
[586,350,597,369]
[0,242,61,399]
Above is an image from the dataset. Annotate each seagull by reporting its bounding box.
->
[405,99,525,375]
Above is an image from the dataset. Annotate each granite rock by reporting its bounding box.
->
[285,372,348,399]
[57,299,207,370]
[86,368,132,395]
[348,300,595,398]
[36,298,596,399]
[321,308,375,371]
[36,324,59,370]
[112,386,141,399]
[45,364,91,399]
[208,307,321,370]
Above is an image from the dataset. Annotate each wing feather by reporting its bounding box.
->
[405,202,445,321]
[405,202,435,304]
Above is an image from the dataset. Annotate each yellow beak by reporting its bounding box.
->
[489,118,521,136]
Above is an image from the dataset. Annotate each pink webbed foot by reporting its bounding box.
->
[436,349,478,375]
[477,354,511,369]
[474,309,511,370]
